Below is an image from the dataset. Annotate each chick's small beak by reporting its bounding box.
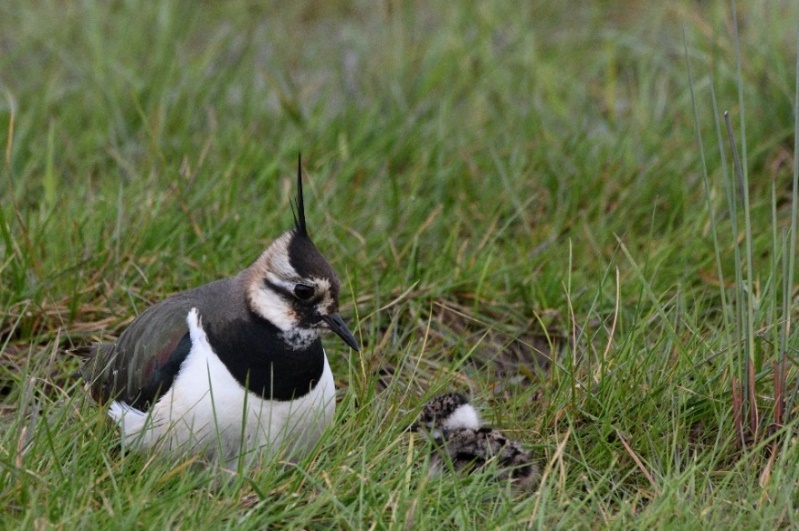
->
[321,313,360,351]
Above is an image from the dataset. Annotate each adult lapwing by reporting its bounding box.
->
[81,156,359,466]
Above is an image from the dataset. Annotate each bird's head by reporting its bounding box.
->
[245,156,359,352]
[412,392,481,439]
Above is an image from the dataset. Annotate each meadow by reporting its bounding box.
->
[1,1,799,528]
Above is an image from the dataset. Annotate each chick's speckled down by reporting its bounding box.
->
[414,393,540,492]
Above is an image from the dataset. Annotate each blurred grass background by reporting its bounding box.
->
[2,0,799,528]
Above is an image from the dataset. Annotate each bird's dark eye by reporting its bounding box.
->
[293,284,315,301]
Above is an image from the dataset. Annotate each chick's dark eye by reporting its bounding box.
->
[293,284,315,301]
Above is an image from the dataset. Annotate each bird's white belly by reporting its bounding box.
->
[108,308,336,465]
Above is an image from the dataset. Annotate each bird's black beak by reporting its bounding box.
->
[321,313,360,351]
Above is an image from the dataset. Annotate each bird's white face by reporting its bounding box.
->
[246,230,359,351]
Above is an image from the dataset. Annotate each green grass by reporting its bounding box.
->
[2,0,799,528]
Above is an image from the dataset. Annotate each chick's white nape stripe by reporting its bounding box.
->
[443,403,481,431]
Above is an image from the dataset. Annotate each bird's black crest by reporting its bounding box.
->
[292,153,308,236]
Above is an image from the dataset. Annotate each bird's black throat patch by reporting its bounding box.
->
[204,310,325,401]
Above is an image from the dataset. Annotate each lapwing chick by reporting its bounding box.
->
[81,156,359,466]
[413,392,540,492]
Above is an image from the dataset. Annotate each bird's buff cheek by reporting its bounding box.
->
[247,287,298,331]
